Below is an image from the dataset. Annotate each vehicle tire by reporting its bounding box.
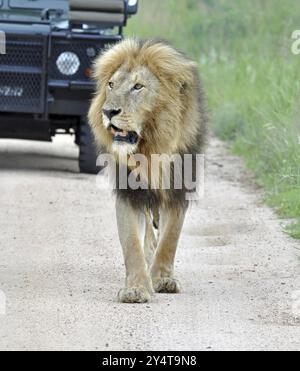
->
[79,121,98,174]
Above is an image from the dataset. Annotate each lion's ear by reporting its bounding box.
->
[176,61,199,89]
[180,82,188,94]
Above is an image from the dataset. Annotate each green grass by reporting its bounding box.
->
[126,0,300,238]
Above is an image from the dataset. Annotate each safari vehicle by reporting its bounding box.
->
[0,0,138,173]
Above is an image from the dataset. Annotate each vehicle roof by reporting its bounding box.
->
[0,1,138,29]
[0,0,67,24]
[0,0,68,11]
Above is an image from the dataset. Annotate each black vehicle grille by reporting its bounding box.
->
[0,39,44,68]
[49,38,105,81]
[0,35,46,114]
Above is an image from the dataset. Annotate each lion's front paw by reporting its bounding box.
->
[118,286,151,304]
[153,277,181,294]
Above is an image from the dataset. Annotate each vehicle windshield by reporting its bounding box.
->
[8,0,68,11]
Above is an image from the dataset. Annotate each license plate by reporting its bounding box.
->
[0,86,24,97]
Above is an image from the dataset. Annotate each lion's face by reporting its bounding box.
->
[102,65,159,155]
[89,39,203,160]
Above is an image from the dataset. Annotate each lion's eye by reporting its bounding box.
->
[108,82,114,90]
[133,83,144,91]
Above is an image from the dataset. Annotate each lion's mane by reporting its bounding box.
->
[88,39,208,210]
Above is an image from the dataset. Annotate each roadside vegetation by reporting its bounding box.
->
[126,0,300,238]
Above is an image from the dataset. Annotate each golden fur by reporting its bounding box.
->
[88,38,207,209]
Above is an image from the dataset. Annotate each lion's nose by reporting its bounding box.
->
[102,108,122,120]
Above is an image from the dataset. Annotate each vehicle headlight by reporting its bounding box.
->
[56,52,80,76]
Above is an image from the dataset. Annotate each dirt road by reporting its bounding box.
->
[0,136,299,351]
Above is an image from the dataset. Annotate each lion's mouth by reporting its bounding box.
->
[108,124,139,145]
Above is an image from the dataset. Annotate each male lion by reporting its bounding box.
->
[88,39,207,303]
